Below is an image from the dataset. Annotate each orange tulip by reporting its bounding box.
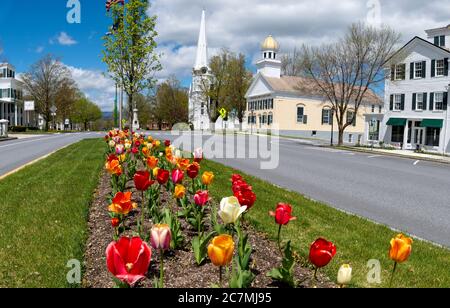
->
[174,184,186,199]
[108,192,137,216]
[202,172,215,186]
[389,234,413,263]
[147,156,159,170]
[106,159,122,176]
[177,158,190,171]
[142,147,150,158]
[208,235,235,267]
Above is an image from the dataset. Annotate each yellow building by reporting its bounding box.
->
[245,36,383,144]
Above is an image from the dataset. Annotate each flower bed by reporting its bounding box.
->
[83,130,413,289]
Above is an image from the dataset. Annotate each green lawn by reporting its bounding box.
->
[0,139,104,288]
[201,160,450,288]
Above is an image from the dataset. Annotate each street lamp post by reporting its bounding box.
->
[330,107,335,147]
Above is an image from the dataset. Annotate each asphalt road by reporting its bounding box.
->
[152,131,450,248]
[2,131,449,248]
[0,132,103,177]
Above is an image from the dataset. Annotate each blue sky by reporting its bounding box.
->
[0,0,447,111]
[0,0,110,73]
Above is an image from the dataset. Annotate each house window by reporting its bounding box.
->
[297,106,305,123]
[434,92,444,110]
[368,119,380,141]
[436,59,445,77]
[394,64,406,80]
[346,111,356,126]
[426,127,441,147]
[348,134,353,143]
[379,106,382,113]
[268,113,273,125]
[416,93,424,110]
[391,125,404,143]
[394,94,402,111]
[322,109,333,125]
[414,62,423,79]
[434,35,446,47]
[371,105,375,113]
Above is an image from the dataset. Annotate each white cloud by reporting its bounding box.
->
[66,65,116,112]
[35,46,44,53]
[56,32,78,46]
[150,0,450,81]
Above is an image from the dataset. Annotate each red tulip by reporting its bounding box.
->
[187,163,200,179]
[165,140,171,147]
[134,171,154,191]
[269,203,297,226]
[131,147,139,154]
[111,218,120,228]
[157,169,170,185]
[309,238,337,268]
[135,140,141,147]
[231,174,243,184]
[235,189,257,209]
[194,190,210,207]
[106,237,152,286]
[171,169,184,185]
[232,180,252,195]
[107,154,119,163]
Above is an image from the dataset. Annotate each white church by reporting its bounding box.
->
[188,10,239,131]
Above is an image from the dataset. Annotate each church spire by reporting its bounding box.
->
[194,10,208,71]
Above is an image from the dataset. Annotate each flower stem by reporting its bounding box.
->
[219,266,223,288]
[277,225,283,257]
[160,249,164,288]
[389,262,397,288]
[140,191,145,236]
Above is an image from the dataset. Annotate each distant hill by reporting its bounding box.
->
[103,112,114,120]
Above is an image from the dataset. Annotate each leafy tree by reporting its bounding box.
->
[155,76,189,127]
[21,55,72,131]
[71,98,102,131]
[102,0,161,128]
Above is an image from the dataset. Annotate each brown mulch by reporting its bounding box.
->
[83,170,336,289]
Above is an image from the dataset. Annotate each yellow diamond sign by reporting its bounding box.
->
[219,108,227,119]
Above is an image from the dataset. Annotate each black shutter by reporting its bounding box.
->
[390,95,394,110]
[410,63,414,79]
[422,61,427,78]
[431,60,436,77]
[430,92,434,110]
[391,65,395,81]
[353,113,356,127]
[303,115,308,124]
[322,109,325,125]
[423,92,427,110]
[444,92,448,110]
[434,36,439,46]
[412,93,417,110]
[401,94,405,110]
[444,58,449,76]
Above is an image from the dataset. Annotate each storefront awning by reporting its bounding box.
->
[420,119,443,128]
[386,118,407,126]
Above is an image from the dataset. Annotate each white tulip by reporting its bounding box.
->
[337,264,352,286]
[218,197,247,225]
[109,140,116,148]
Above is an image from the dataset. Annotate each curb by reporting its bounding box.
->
[331,146,450,165]
[0,137,18,143]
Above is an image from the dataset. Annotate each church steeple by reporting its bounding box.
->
[194,10,208,71]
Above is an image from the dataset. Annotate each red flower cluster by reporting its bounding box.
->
[231,174,257,209]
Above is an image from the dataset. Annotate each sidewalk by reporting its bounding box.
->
[337,146,450,164]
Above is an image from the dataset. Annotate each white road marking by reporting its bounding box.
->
[368,155,381,159]
[0,135,64,149]
[414,160,420,166]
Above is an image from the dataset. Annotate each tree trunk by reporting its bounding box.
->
[128,94,133,131]
[338,128,344,146]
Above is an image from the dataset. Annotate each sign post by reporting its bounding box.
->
[50,105,58,131]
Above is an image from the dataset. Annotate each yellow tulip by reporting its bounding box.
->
[174,184,186,199]
[389,234,413,263]
[208,235,235,267]
[202,172,215,186]
[153,167,160,178]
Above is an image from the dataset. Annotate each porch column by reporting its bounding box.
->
[14,103,18,126]
[402,120,409,150]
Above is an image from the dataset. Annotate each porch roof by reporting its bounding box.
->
[420,119,444,128]
[386,118,407,126]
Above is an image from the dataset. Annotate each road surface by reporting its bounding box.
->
[153,131,450,248]
[0,132,103,177]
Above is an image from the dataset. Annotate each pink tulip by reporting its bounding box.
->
[171,169,184,185]
[194,190,210,207]
[150,224,172,251]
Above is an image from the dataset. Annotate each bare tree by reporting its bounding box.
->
[21,55,72,131]
[296,23,400,145]
[281,47,303,76]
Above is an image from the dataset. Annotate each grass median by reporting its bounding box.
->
[201,159,450,288]
[0,138,105,288]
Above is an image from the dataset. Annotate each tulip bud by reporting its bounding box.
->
[150,224,172,251]
[111,218,120,228]
[337,264,352,286]
[109,140,116,148]
[218,197,247,225]
[202,172,215,186]
[174,184,186,199]
[208,235,235,267]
